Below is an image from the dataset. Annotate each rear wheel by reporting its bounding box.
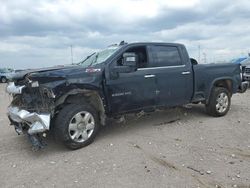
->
[206,87,231,117]
[1,77,7,83]
[54,103,100,149]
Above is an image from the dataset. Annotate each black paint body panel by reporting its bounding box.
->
[11,42,242,117]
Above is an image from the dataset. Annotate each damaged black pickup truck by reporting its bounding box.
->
[6,42,249,150]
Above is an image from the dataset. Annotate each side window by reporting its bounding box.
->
[149,46,182,67]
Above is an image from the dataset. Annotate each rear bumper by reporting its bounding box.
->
[8,106,51,135]
[238,81,249,93]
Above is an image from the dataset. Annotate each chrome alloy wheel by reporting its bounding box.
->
[216,92,229,113]
[68,111,95,142]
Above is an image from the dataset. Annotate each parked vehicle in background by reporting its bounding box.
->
[0,68,14,83]
[5,42,249,150]
[240,57,250,81]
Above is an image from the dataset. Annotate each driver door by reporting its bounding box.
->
[105,45,157,114]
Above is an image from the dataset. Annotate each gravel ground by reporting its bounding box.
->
[0,83,249,188]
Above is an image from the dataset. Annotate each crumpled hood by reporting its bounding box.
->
[10,65,78,81]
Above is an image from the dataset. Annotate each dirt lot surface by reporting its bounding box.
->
[0,83,249,188]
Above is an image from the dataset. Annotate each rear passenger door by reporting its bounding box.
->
[144,45,193,107]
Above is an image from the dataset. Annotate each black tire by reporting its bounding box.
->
[54,103,100,149]
[206,87,231,117]
[1,77,7,83]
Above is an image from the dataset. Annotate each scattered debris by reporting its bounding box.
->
[109,143,113,147]
[174,138,182,142]
[236,174,240,178]
[132,143,141,149]
[182,104,192,109]
[231,154,236,158]
[154,118,180,126]
[129,142,177,170]
[187,166,204,175]
[136,111,145,118]
[150,156,177,170]
[115,116,125,123]
[215,185,221,188]
[50,161,56,164]
[144,166,150,173]
[206,170,212,174]
[177,121,182,125]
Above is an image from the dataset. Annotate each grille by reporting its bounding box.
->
[245,68,250,74]
[11,87,53,113]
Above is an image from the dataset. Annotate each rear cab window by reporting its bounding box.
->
[148,45,183,67]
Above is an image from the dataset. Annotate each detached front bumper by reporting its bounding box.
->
[8,106,51,135]
[238,81,249,93]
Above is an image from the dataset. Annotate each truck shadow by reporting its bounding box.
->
[97,104,208,141]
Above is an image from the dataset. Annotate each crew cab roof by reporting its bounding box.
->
[122,42,184,47]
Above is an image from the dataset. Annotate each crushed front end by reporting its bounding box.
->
[6,78,55,150]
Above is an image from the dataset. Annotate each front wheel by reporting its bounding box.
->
[54,103,100,149]
[206,87,231,117]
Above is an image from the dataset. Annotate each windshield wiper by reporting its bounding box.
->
[88,53,99,67]
[77,52,96,65]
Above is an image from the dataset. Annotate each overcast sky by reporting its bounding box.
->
[1,0,250,69]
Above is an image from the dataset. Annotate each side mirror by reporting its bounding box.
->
[190,58,198,65]
[122,52,138,69]
[112,53,138,74]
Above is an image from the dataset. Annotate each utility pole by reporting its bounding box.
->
[198,45,201,63]
[70,45,73,64]
[203,52,207,64]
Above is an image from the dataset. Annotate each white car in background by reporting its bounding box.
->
[0,68,14,83]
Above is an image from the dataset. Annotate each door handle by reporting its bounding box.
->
[181,71,191,75]
[144,74,155,78]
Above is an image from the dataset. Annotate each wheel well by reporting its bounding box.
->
[213,79,233,95]
[56,90,106,125]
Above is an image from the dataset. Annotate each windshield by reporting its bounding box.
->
[79,46,120,67]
